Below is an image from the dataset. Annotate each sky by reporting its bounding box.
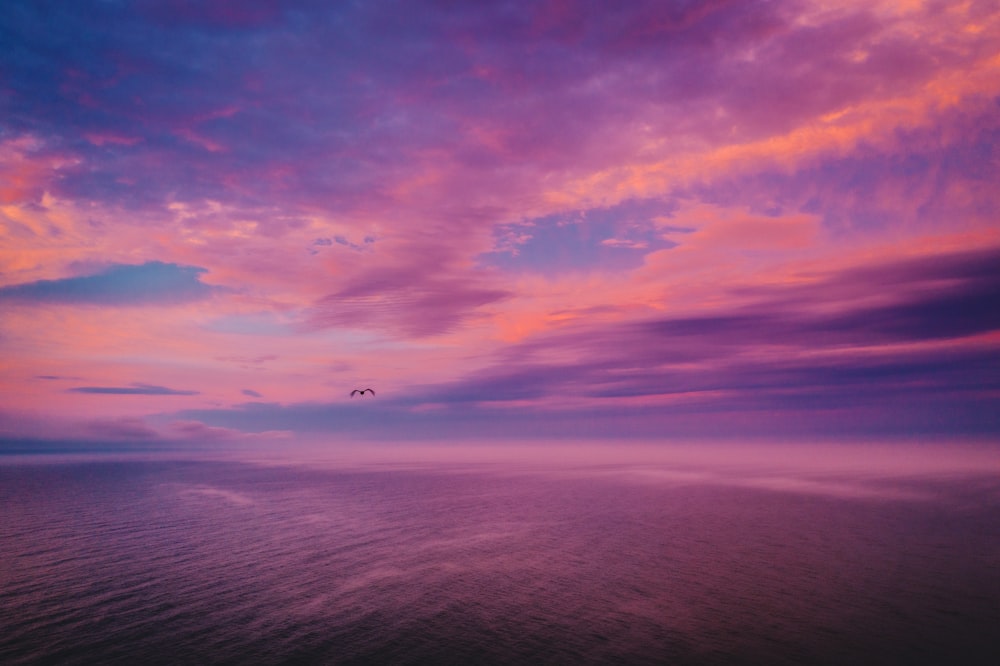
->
[1,0,999,448]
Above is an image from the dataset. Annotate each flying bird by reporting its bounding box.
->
[350,388,375,397]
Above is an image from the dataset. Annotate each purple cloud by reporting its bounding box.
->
[216,354,278,366]
[84,417,161,441]
[309,282,509,337]
[385,244,1000,428]
[687,100,1000,238]
[162,246,1000,438]
[3,0,953,216]
[307,252,511,336]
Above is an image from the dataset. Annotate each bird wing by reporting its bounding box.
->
[350,390,360,396]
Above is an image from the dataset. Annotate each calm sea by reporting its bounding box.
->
[1,442,999,664]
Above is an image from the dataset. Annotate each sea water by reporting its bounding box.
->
[1,442,998,664]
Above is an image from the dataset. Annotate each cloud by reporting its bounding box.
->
[166,419,292,443]
[688,102,1000,237]
[84,417,161,441]
[139,0,285,28]
[307,259,511,337]
[727,246,1000,345]
[181,243,1000,438]
[6,0,988,220]
[382,244,1000,427]
[216,354,279,365]
[0,136,78,204]
[166,420,244,442]
[242,389,263,398]
[310,235,377,255]
[482,198,680,273]
[0,262,217,306]
[69,383,200,396]
[309,284,509,337]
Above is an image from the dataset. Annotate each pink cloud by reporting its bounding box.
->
[308,271,510,338]
[0,137,77,205]
[84,417,160,441]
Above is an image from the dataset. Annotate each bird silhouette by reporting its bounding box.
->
[350,388,375,397]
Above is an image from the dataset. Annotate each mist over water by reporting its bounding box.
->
[2,441,999,664]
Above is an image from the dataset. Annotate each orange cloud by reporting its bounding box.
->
[0,136,78,205]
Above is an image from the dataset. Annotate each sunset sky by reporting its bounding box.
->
[2,0,999,447]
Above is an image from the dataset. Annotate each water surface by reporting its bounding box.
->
[2,442,998,664]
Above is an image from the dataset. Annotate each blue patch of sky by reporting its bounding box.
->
[480,197,683,274]
[68,383,199,396]
[0,262,216,306]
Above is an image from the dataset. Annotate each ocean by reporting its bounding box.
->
[1,442,999,664]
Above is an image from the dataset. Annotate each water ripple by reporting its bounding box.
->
[1,458,999,664]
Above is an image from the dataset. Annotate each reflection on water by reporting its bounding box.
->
[1,442,998,664]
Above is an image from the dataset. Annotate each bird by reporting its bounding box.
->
[350,388,375,397]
